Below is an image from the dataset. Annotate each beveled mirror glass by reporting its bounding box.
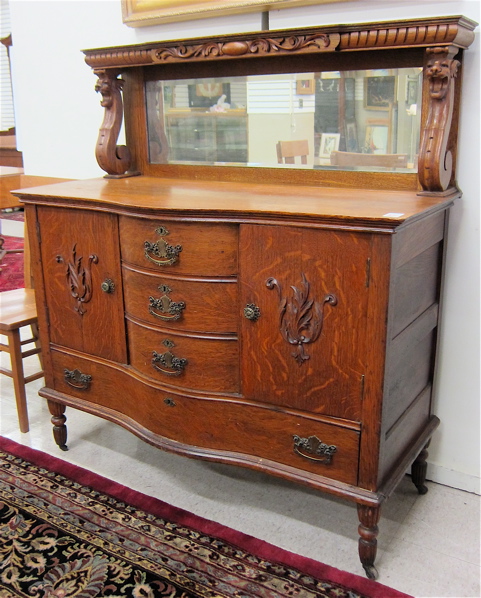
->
[146,67,422,173]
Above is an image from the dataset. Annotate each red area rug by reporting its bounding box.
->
[0,208,25,222]
[0,437,412,597]
[0,235,24,291]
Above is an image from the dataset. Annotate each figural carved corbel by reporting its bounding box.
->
[94,69,134,177]
[418,46,461,192]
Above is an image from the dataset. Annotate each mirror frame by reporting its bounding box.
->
[83,15,476,192]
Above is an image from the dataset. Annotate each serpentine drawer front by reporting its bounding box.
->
[119,217,238,276]
[50,348,359,485]
[122,266,238,333]
[126,319,239,393]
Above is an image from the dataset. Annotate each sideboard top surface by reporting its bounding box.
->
[15,176,457,228]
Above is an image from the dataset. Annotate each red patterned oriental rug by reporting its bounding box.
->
[0,437,413,598]
[0,235,24,291]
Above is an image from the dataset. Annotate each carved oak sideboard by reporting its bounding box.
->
[16,16,477,579]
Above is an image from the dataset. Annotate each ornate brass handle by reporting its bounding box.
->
[152,339,188,376]
[244,303,261,321]
[64,368,92,391]
[101,279,115,293]
[149,284,186,321]
[292,435,337,465]
[144,226,182,267]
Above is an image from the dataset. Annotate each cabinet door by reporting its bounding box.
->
[240,225,371,421]
[38,206,127,363]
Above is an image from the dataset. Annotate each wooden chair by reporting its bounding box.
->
[0,288,43,432]
[276,140,309,164]
[330,151,409,169]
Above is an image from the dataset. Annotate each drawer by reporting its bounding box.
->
[50,349,358,486]
[170,397,360,486]
[127,319,239,393]
[120,216,238,276]
[122,266,238,334]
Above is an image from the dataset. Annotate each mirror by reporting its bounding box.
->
[146,68,422,173]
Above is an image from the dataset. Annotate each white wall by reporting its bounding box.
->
[8,0,480,493]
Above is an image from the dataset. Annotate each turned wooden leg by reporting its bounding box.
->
[47,399,68,451]
[411,441,431,495]
[357,504,381,580]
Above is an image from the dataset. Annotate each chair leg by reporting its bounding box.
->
[7,329,29,433]
[31,321,43,370]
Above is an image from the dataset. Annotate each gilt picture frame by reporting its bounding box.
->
[122,0,349,27]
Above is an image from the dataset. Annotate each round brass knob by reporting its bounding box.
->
[101,279,115,293]
[244,303,261,321]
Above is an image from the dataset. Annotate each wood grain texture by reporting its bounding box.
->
[37,207,127,363]
[240,224,369,421]
[16,176,458,228]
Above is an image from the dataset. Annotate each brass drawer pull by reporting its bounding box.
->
[293,435,337,465]
[149,284,186,321]
[152,339,188,376]
[64,368,92,391]
[144,226,182,266]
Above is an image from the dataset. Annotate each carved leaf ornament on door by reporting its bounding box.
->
[56,244,98,316]
[266,273,338,365]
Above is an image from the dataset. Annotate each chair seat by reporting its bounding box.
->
[0,288,38,329]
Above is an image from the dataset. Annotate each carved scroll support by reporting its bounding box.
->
[94,69,137,178]
[418,46,461,192]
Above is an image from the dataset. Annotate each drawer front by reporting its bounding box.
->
[127,320,239,393]
[50,350,359,486]
[120,217,238,276]
[122,266,238,334]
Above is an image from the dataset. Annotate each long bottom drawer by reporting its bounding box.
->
[51,349,360,486]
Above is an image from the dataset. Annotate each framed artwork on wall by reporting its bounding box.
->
[297,79,315,95]
[319,133,340,158]
[364,76,396,110]
[364,124,389,154]
[122,0,349,27]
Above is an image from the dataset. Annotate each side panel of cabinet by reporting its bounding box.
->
[37,206,127,363]
[239,224,371,421]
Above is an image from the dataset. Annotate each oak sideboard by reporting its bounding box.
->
[16,15,477,578]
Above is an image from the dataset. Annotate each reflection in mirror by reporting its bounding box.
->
[146,68,423,173]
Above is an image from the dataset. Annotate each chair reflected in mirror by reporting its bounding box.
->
[276,140,309,165]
